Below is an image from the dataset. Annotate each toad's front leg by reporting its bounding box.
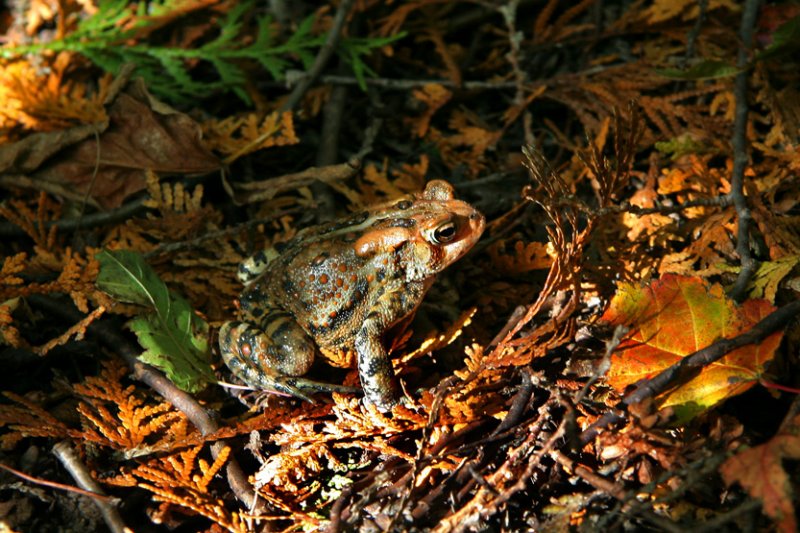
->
[355,282,426,411]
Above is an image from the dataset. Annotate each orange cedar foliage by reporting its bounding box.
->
[201,111,299,162]
[0,391,72,450]
[487,240,553,275]
[407,83,452,138]
[0,193,106,309]
[0,253,27,287]
[0,247,104,314]
[0,298,23,348]
[107,445,247,533]
[721,415,800,533]
[0,193,60,251]
[73,360,199,455]
[641,0,740,24]
[0,53,109,139]
[34,305,106,355]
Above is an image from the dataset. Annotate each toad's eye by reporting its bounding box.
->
[432,222,457,244]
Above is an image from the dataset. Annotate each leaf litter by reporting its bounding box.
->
[1,1,800,532]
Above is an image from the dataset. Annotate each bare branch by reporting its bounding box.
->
[280,0,355,112]
[728,0,761,301]
[52,441,127,533]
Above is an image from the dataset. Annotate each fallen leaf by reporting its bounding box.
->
[96,249,214,393]
[34,79,220,209]
[0,122,107,174]
[721,414,800,533]
[601,275,783,421]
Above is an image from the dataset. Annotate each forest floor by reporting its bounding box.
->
[1,1,800,531]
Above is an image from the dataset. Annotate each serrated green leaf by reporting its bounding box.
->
[656,60,741,80]
[96,250,214,393]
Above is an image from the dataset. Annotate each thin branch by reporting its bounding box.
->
[728,0,761,302]
[499,0,534,145]
[280,0,355,112]
[352,88,385,162]
[95,323,260,508]
[692,500,762,532]
[316,73,519,90]
[0,196,148,237]
[230,159,362,205]
[0,174,102,206]
[580,298,800,445]
[312,79,350,221]
[52,441,127,533]
[0,460,116,504]
[681,0,708,67]
[541,189,731,219]
[550,450,687,533]
[491,368,535,435]
[143,206,304,258]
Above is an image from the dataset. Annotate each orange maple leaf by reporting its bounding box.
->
[601,275,783,421]
[721,415,800,533]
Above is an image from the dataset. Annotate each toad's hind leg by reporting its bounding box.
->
[219,311,357,402]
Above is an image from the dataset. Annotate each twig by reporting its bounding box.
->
[580,298,800,445]
[681,0,708,67]
[728,0,761,302]
[317,85,348,168]
[52,441,127,533]
[94,323,259,508]
[313,76,350,220]
[315,74,518,90]
[433,400,563,533]
[550,449,625,499]
[230,159,362,205]
[0,196,148,237]
[541,189,731,219]
[280,0,355,112]
[488,305,527,348]
[0,174,102,206]
[0,461,116,504]
[550,450,684,533]
[143,206,303,258]
[383,376,456,532]
[499,0,534,146]
[352,88,385,162]
[692,500,762,532]
[575,325,627,404]
[491,368,535,435]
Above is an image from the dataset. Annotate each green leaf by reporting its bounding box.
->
[96,250,214,393]
[656,60,742,80]
[756,14,800,61]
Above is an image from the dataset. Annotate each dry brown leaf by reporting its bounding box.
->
[34,79,220,209]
